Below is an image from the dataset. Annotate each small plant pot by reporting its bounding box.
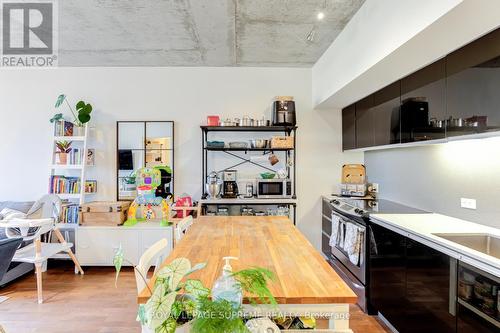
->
[57,153,68,165]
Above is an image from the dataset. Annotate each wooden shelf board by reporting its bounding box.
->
[54,136,86,141]
[205,147,293,151]
[200,125,297,132]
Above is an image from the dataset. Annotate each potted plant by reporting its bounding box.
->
[55,140,72,165]
[114,251,276,333]
[50,94,93,135]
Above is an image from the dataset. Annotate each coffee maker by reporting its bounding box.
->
[222,170,238,198]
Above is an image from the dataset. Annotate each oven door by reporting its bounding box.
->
[257,180,284,198]
[330,210,366,285]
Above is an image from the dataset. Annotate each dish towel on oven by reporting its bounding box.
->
[343,223,362,266]
[329,213,340,247]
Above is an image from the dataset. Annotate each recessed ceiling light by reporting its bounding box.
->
[317,12,325,20]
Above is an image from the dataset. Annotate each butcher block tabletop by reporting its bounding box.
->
[137,216,357,305]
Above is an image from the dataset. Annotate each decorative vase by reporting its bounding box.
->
[57,152,68,165]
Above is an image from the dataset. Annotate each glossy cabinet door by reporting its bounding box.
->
[342,104,356,150]
[400,59,447,143]
[368,223,407,330]
[446,28,500,137]
[405,239,457,333]
[355,95,375,148]
[372,81,401,146]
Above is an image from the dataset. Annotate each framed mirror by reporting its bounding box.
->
[117,121,174,201]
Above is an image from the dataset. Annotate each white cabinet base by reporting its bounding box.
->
[76,222,173,266]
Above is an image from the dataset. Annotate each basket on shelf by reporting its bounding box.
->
[80,201,130,226]
[270,136,294,149]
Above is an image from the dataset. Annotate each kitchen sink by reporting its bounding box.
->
[433,233,500,260]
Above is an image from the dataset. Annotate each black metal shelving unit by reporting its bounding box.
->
[200,125,298,224]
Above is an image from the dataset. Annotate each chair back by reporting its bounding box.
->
[135,238,168,294]
[175,216,193,241]
[4,195,62,241]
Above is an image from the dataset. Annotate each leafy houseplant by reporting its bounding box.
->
[55,140,72,165]
[50,94,93,128]
[114,250,276,333]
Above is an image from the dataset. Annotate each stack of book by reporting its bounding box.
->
[68,148,84,165]
[54,120,74,137]
[49,176,97,194]
[60,203,80,224]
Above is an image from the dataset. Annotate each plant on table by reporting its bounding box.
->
[55,140,72,164]
[114,249,276,333]
[50,94,93,127]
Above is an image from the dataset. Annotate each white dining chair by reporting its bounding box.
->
[175,216,193,242]
[135,238,169,295]
[0,194,84,304]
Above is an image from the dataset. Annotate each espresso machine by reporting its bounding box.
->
[222,170,238,198]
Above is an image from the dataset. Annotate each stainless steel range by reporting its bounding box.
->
[321,196,426,313]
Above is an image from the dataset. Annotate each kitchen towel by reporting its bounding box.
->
[329,213,345,248]
[343,223,363,266]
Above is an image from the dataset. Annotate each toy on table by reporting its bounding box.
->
[124,167,172,227]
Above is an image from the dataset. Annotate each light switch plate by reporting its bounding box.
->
[461,198,476,210]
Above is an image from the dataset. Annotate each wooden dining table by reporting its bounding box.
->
[138,216,357,331]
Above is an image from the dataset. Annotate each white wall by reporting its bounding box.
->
[365,138,500,228]
[312,0,462,108]
[313,0,500,109]
[0,67,362,249]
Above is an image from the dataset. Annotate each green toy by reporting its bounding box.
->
[124,167,172,227]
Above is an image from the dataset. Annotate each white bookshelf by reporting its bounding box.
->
[50,123,96,225]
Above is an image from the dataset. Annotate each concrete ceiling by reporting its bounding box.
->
[58,0,365,67]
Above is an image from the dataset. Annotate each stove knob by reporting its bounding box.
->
[354,208,364,215]
[358,209,365,215]
[332,200,340,205]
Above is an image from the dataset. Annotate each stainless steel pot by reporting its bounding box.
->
[256,118,267,126]
[451,118,465,127]
[239,116,251,127]
[249,139,268,148]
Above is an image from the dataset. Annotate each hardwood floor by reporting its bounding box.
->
[0,262,390,333]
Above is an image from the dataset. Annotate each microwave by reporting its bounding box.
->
[256,179,292,199]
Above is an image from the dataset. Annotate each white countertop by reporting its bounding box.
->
[371,213,500,277]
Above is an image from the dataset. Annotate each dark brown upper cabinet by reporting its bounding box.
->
[342,104,356,150]
[446,28,500,137]
[400,59,447,143]
[372,81,401,146]
[355,95,375,148]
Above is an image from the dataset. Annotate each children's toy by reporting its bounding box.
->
[124,167,172,226]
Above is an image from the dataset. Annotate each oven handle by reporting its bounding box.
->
[331,211,366,231]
